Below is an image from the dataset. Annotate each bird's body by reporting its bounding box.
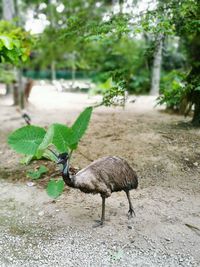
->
[58,154,138,226]
[67,156,138,196]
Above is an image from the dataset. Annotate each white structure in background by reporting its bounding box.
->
[2,0,15,20]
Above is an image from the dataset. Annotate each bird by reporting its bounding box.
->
[22,112,31,125]
[57,152,138,226]
[16,107,32,125]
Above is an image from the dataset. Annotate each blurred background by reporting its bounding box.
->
[0,0,199,124]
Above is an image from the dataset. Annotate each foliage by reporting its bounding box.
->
[38,106,93,155]
[27,165,48,180]
[88,36,150,95]
[0,21,32,65]
[0,64,15,83]
[5,0,200,124]
[8,107,93,157]
[46,179,65,199]
[8,107,93,198]
[157,70,186,110]
[142,0,200,124]
[95,78,126,107]
[16,1,151,98]
[8,125,46,155]
[71,107,93,146]
[25,0,129,71]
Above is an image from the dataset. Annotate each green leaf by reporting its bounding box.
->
[51,123,71,153]
[20,155,34,165]
[70,107,93,145]
[101,77,113,90]
[37,125,54,157]
[39,165,48,173]
[43,150,58,162]
[8,125,46,155]
[46,179,65,198]
[27,165,48,180]
[69,142,78,150]
[0,35,14,50]
[21,54,28,62]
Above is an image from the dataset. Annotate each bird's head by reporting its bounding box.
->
[57,152,69,165]
[57,152,70,175]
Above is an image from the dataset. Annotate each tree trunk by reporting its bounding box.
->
[192,98,200,126]
[71,52,76,88]
[13,82,19,105]
[51,61,56,81]
[48,0,56,82]
[150,35,163,95]
[6,83,12,95]
[19,70,25,109]
[187,33,200,126]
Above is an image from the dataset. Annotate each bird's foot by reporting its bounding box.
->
[92,219,104,228]
[128,208,136,219]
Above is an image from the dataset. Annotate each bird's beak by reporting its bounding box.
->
[57,159,63,164]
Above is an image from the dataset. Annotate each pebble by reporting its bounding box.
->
[38,211,44,216]
[26,182,35,187]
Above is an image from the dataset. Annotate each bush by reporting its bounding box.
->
[157,70,187,111]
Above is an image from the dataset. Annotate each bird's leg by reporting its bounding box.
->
[125,190,136,218]
[93,195,106,227]
[101,195,106,224]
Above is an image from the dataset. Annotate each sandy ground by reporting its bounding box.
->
[0,85,200,267]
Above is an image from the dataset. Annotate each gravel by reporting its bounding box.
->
[0,181,199,267]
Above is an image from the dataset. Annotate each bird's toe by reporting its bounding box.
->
[92,220,104,228]
[128,209,136,219]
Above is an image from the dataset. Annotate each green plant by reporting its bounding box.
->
[0,65,15,84]
[8,107,93,198]
[0,21,32,65]
[27,165,48,180]
[157,70,186,111]
[93,77,126,107]
[46,179,65,199]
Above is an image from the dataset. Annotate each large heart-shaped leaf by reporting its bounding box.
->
[51,123,72,152]
[8,125,46,155]
[38,125,54,152]
[37,125,54,158]
[70,106,93,145]
[46,179,65,198]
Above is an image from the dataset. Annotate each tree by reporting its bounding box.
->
[143,0,200,125]
[0,21,32,106]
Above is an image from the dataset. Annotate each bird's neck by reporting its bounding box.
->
[62,162,76,188]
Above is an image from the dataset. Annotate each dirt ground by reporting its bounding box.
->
[0,85,200,267]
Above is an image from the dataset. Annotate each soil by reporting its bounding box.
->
[0,84,200,267]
